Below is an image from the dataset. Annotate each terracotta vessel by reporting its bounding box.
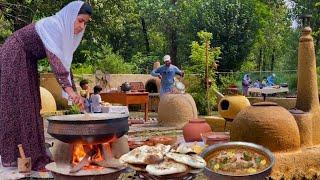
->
[149,136,177,145]
[218,95,250,121]
[183,119,212,142]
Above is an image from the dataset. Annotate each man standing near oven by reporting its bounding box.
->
[151,55,184,96]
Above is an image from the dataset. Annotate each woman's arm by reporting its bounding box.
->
[46,49,84,107]
[70,69,77,91]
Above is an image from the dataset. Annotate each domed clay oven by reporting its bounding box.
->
[231,102,300,152]
[158,93,198,128]
[40,86,57,114]
[145,79,160,93]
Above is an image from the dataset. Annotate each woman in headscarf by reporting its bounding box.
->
[0,1,92,170]
[242,74,251,96]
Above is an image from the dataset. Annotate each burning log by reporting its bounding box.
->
[69,143,124,173]
[70,147,96,173]
[93,144,124,169]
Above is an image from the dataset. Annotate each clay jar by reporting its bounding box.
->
[218,95,250,121]
[183,119,212,142]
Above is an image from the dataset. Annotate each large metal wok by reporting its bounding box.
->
[47,113,129,145]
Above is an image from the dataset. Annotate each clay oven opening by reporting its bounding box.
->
[145,79,159,93]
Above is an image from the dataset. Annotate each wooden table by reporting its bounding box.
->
[248,87,289,101]
[100,92,149,121]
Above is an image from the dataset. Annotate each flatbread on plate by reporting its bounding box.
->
[174,143,195,154]
[127,163,147,171]
[146,159,188,176]
[165,152,206,169]
[119,144,171,164]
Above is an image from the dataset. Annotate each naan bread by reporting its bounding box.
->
[127,163,147,172]
[189,167,203,174]
[175,143,195,154]
[165,152,206,169]
[119,144,171,164]
[146,159,188,176]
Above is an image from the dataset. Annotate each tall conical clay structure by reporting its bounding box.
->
[296,15,320,144]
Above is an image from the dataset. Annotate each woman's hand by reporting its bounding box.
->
[65,87,85,110]
[70,94,84,107]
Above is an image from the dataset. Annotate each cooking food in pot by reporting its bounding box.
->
[206,148,269,175]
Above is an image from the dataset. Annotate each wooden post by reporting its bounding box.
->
[205,40,210,115]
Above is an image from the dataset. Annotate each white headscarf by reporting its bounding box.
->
[35,1,85,98]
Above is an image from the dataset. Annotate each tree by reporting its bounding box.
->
[289,0,320,61]
[248,1,294,72]
[191,0,259,71]
[186,31,221,115]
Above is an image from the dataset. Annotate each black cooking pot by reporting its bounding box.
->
[47,113,129,145]
[120,82,131,92]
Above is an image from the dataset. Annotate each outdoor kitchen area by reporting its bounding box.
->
[3,1,320,180]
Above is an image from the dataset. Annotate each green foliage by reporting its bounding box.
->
[130,52,160,74]
[186,31,221,115]
[248,1,294,72]
[83,44,137,74]
[217,73,239,93]
[65,104,81,115]
[71,63,95,75]
[0,0,310,82]
[37,58,51,73]
[240,60,257,72]
[0,13,12,44]
[191,0,259,71]
[185,74,216,115]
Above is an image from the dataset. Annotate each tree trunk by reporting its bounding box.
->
[271,48,275,72]
[169,30,178,65]
[258,48,263,75]
[169,0,178,65]
[140,17,150,55]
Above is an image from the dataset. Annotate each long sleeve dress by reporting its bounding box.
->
[0,23,74,170]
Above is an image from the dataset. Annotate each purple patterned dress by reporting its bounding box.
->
[0,23,73,170]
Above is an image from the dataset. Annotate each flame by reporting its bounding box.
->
[71,135,118,171]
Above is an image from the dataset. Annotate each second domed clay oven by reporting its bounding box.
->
[230,102,300,152]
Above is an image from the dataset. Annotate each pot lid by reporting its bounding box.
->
[253,102,278,106]
[47,113,128,121]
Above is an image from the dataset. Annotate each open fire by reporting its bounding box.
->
[72,144,105,171]
[46,113,129,179]
[69,136,123,173]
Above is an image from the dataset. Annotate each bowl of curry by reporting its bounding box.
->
[200,141,275,180]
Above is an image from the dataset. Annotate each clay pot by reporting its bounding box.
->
[218,95,250,121]
[201,132,230,145]
[120,82,131,92]
[149,136,177,145]
[183,119,212,142]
